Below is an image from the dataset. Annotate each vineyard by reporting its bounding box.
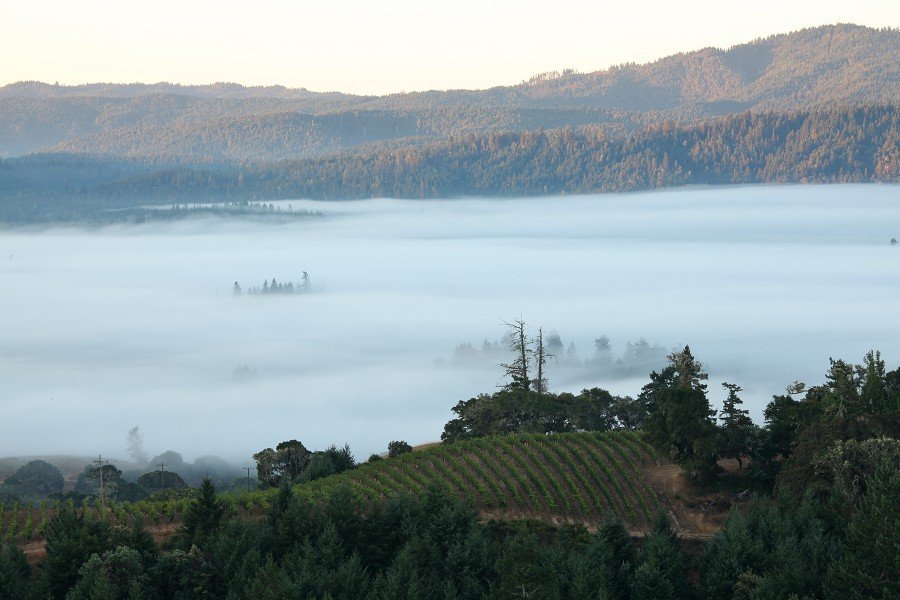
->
[1,431,667,551]
[297,430,663,529]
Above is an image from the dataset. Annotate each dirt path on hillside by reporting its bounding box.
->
[641,462,730,540]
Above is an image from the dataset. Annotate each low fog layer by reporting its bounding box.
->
[1,184,898,462]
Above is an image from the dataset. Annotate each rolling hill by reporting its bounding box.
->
[3,431,701,564]
[0,24,896,161]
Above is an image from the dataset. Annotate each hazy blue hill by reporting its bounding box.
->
[0,80,369,101]
[0,24,895,161]
[508,24,899,111]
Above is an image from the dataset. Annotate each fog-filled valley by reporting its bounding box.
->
[1,183,897,463]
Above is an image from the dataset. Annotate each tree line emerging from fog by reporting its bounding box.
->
[1,106,897,223]
[449,333,670,380]
[233,271,311,296]
[0,320,897,598]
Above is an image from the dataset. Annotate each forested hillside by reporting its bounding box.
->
[1,24,896,161]
[1,344,897,598]
[1,105,895,222]
[241,106,899,198]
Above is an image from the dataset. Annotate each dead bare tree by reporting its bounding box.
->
[499,318,532,392]
[533,327,555,394]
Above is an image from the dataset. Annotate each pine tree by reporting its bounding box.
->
[642,346,718,481]
[825,459,900,599]
[718,383,754,468]
[182,478,226,547]
[571,519,637,600]
[859,350,887,413]
[631,512,688,599]
[493,531,559,599]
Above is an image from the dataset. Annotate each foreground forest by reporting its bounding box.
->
[1,335,897,598]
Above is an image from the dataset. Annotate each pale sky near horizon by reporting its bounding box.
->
[1,1,897,96]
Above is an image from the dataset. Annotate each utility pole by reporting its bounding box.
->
[243,467,252,492]
[157,462,167,489]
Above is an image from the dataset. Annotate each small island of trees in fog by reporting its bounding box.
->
[233,271,311,295]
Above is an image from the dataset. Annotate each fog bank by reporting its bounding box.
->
[1,184,897,462]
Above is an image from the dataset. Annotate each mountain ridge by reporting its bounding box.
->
[0,24,896,161]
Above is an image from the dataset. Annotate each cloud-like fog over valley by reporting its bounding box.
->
[1,184,897,463]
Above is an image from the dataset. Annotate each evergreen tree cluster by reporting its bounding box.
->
[0,479,697,599]
[236,271,311,296]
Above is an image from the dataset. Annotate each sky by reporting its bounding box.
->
[1,1,897,95]
[1,184,898,462]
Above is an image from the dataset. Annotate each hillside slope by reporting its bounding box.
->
[297,431,664,530]
[0,24,896,160]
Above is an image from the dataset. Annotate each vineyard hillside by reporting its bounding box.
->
[4,431,723,564]
[298,431,665,530]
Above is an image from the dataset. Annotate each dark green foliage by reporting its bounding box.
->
[700,494,840,599]
[302,445,357,483]
[246,555,296,599]
[811,437,900,507]
[642,347,718,482]
[0,543,30,600]
[492,531,560,599]
[762,388,821,459]
[4,459,64,496]
[65,546,149,600]
[124,518,158,565]
[150,545,221,599]
[631,513,688,600]
[253,439,311,487]
[387,441,413,458]
[570,519,637,600]
[825,460,900,599]
[137,469,187,492]
[181,478,226,547]
[718,383,756,469]
[43,508,114,599]
[442,388,642,441]
[253,441,355,487]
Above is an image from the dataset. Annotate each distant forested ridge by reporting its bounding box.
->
[242,106,899,198]
[0,105,895,222]
[0,24,897,223]
[0,24,896,161]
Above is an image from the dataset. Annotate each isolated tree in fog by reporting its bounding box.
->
[126,426,148,465]
[500,318,531,392]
